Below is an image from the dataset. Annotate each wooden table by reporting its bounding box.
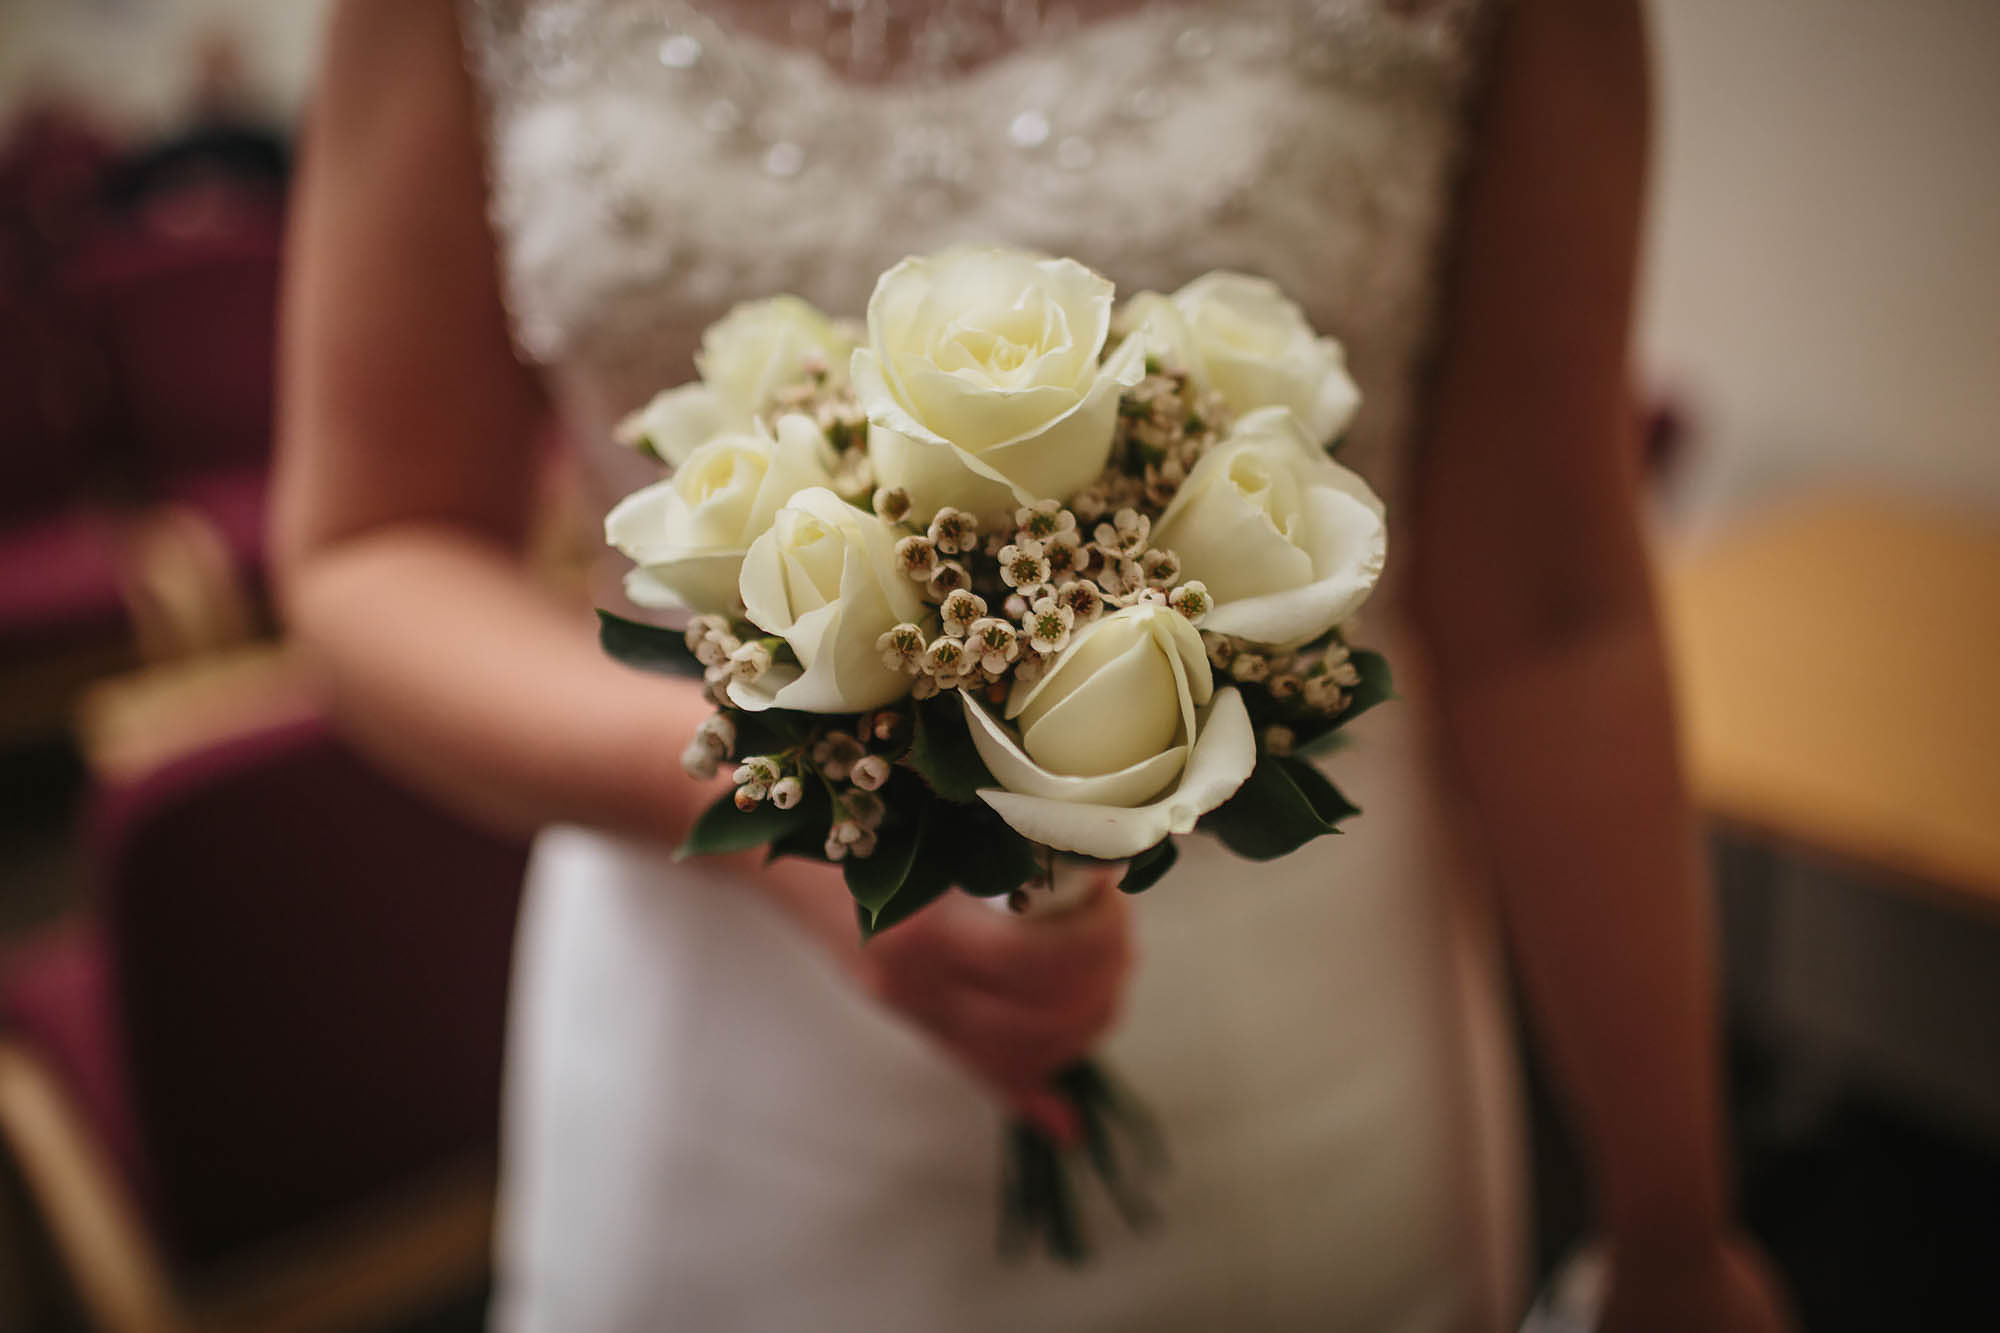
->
[1660,495,2000,916]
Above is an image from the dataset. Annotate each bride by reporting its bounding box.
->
[273,1,1790,1329]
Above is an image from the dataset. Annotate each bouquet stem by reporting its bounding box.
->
[1000,1059,1167,1265]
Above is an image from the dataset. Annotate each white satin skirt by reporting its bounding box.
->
[491,669,1527,1332]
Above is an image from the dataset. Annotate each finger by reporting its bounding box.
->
[926,983,1109,1079]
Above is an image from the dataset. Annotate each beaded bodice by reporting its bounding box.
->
[465,0,1498,508]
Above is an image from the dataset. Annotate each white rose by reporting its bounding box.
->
[961,604,1255,859]
[615,296,856,464]
[732,487,928,713]
[1152,406,1386,647]
[1120,272,1360,444]
[605,415,835,614]
[853,247,1147,522]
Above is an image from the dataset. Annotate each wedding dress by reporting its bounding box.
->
[465,2,1526,1328]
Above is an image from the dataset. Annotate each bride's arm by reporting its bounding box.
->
[272,0,699,844]
[1409,2,1787,1327]
[274,0,1128,1134]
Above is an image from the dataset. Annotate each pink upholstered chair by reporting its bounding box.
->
[0,713,526,1332]
[68,190,283,585]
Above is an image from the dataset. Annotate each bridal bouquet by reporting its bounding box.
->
[598,248,1391,1261]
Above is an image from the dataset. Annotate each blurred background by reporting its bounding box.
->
[0,1,1993,1329]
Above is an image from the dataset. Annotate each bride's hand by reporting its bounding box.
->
[852,875,1132,1141]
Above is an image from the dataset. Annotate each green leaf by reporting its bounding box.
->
[677,788,813,859]
[1118,839,1178,894]
[1332,649,1395,727]
[1198,754,1359,860]
[597,610,704,680]
[909,695,997,804]
[844,807,923,928]
[1276,754,1360,824]
[864,815,957,937]
[731,708,811,759]
[942,801,1043,899]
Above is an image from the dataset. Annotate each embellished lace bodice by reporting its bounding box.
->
[465,0,1498,510]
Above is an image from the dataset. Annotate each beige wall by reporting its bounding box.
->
[0,0,331,135]
[1642,0,2000,520]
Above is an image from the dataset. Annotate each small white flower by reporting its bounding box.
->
[1043,530,1084,580]
[733,784,767,811]
[967,617,1021,674]
[998,540,1052,590]
[832,818,868,846]
[681,741,719,781]
[770,776,804,809]
[851,754,891,792]
[924,635,969,679]
[1229,652,1270,683]
[693,713,735,759]
[877,622,927,673]
[939,589,987,637]
[1204,632,1237,670]
[1023,596,1076,656]
[1093,508,1150,557]
[823,833,849,861]
[926,561,971,600]
[1303,671,1346,712]
[872,486,913,524]
[812,731,866,780]
[1056,580,1105,625]
[1003,592,1030,620]
[694,632,740,668]
[1141,548,1181,587]
[927,506,979,555]
[1014,499,1077,542]
[733,756,780,787]
[1168,581,1211,623]
[684,613,732,655]
[1268,672,1304,702]
[726,639,774,684]
[1098,556,1145,598]
[895,533,940,580]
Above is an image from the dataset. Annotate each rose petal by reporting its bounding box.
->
[1199,474,1386,645]
[976,688,1256,859]
[963,691,1188,808]
[612,383,732,466]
